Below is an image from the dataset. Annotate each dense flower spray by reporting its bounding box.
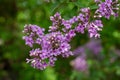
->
[94,0,120,19]
[23,25,73,70]
[23,0,119,70]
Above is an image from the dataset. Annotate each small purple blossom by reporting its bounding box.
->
[75,24,85,34]
[49,12,62,32]
[23,24,45,47]
[26,58,47,70]
[22,36,34,47]
[65,29,76,41]
[86,39,102,54]
[69,16,78,24]
[62,19,72,30]
[87,20,103,38]
[77,7,90,23]
[70,56,88,71]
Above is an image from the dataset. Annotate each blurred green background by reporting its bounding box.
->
[0,0,120,80]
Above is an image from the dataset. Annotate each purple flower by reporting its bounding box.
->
[75,24,85,34]
[87,20,103,38]
[75,7,103,38]
[79,7,90,23]
[94,20,103,27]
[81,7,90,13]
[49,57,57,66]
[26,58,47,70]
[22,1,119,70]
[65,29,76,41]
[70,56,88,71]
[49,12,62,32]
[74,7,101,38]
[86,39,102,54]
[23,36,34,47]
[29,48,41,56]
[41,32,73,57]
[23,25,73,70]
[69,16,78,24]
[95,0,120,19]
[62,19,72,29]
[23,24,45,47]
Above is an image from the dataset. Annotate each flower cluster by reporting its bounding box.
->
[23,24,45,47]
[71,39,102,71]
[23,0,119,70]
[23,25,73,70]
[70,56,88,71]
[94,0,120,19]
